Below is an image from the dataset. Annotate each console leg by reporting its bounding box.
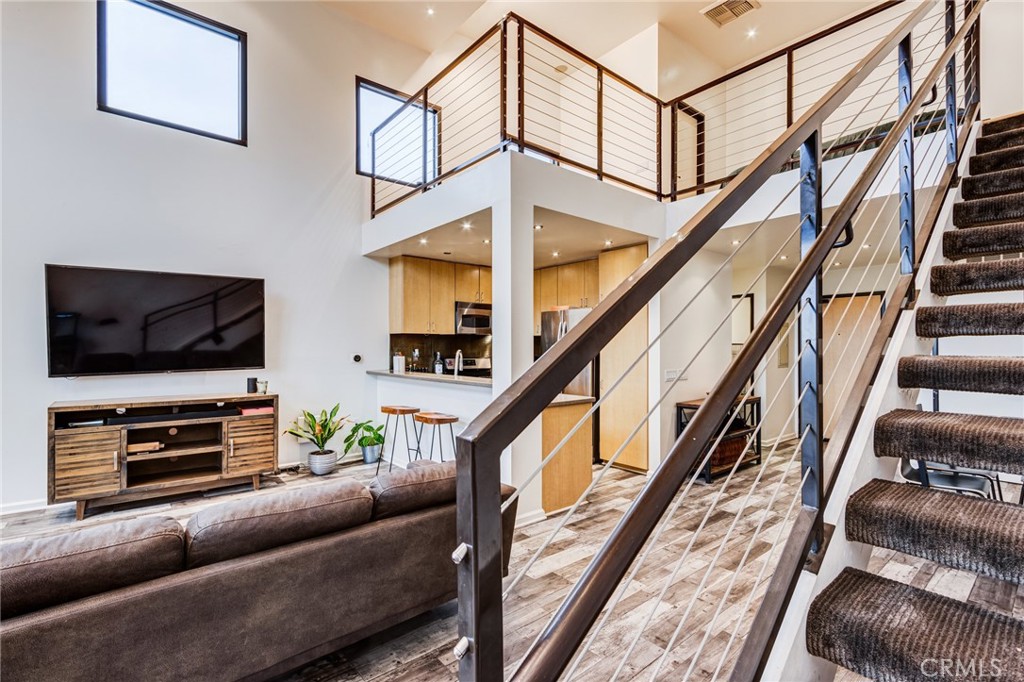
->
[76,500,87,521]
[252,474,261,491]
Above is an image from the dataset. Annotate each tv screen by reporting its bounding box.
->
[46,264,265,377]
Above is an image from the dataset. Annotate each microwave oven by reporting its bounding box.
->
[455,301,492,335]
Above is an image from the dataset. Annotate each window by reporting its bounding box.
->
[98,0,246,144]
[356,77,438,184]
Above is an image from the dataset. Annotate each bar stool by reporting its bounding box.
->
[413,412,459,463]
[379,405,420,474]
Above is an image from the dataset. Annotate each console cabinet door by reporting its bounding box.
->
[53,430,122,502]
[226,418,276,475]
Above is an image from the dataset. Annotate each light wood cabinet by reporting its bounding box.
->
[533,270,542,335]
[454,263,492,304]
[538,267,559,334]
[389,256,455,334]
[541,401,594,513]
[430,260,456,334]
[598,244,649,472]
[583,259,599,307]
[48,393,278,519]
[557,262,585,307]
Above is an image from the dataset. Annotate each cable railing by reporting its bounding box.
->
[451,0,982,679]
[367,2,948,216]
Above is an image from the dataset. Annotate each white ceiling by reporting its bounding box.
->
[366,206,648,266]
[328,1,877,79]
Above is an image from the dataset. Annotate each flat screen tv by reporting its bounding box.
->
[46,264,265,377]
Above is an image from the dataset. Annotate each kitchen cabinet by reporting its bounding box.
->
[557,262,584,307]
[598,244,648,472]
[454,264,492,304]
[533,258,599,334]
[389,256,455,334]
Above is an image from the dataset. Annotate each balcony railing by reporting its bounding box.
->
[369,2,921,216]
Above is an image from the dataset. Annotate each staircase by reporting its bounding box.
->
[807,112,1024,680]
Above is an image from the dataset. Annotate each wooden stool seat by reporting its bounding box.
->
[381,405,420,416]
[414,412,459,425]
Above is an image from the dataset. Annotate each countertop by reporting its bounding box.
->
[368,370,596,407]
[367,370,492,387]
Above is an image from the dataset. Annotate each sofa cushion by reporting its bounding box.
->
[185,479,373,568]
[370,460,458,519]
[0,516,185,619]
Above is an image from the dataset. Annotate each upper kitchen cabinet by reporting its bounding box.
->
[583,259,599,307]
[455,263,492,304]
[556,262,584,307]
[389,256,455,334]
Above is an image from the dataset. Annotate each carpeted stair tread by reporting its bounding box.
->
[874,409,1024,475]
[976,127,1024,156]
[917,302,1024,336]
[930,258,1024,296]
[983,112,1024,137]
[807,568,1024,681]
[962,166,1024,200]
[898,355,1024,394]
[847,479,1024,583]
[944,222,1024,260]
[970,144,1024,176]
[953,191,1024,227]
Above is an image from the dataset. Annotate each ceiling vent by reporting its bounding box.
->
[701,0,761,27]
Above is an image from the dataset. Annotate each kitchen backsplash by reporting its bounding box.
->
[390,334,491,371]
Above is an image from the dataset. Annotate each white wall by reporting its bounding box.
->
[0,1,426,512]
[980,0,1024,119]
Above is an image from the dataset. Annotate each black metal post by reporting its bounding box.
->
[798,129,824,552]
[596,68,604,180]
[422,88,429,188]
[944,0,958,165]
[898,35,916,277]
[370,129,377,217]
[455,439,504,681]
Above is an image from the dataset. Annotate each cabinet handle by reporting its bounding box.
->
[113,451,119,471]
[229,438,234,458]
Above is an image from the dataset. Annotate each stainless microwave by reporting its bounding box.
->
[455,301,492,335]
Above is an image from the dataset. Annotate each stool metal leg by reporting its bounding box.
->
[414,421,425,462]
[401,415,416,469]
[444,422,456,463]
[377,413,392,476]
[430,425,438,461]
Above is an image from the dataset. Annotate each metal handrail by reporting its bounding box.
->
[452,0,985,676]
[368,2,921,215]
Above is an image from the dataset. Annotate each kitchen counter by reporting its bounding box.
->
[367,370,492,388]
[368,371,596,407]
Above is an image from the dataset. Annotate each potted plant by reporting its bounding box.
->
[344,420,386,464]
[284,404,348,475]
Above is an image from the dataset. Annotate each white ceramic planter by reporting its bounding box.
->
[308,450,337,475]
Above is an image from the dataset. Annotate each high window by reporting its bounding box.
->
[98,0,247,144]
[356,77,438,183]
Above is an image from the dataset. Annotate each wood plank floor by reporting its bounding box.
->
[3,452,1021,681]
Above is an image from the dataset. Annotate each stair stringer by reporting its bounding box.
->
[760,122,978,682]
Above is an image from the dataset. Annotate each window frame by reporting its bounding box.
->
[356,76,440,183]
[97,0,248,146]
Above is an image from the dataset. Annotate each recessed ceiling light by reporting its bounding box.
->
[419,238,428,245]
[534,224,543,230]
[443,251,452,256]
[552,251,560,257]
[426,7,435,15]
[731,239,741,245]
[835,262,844,267]
[780,255,788,260]
[462,221,472,230]
[746,27,757,39]
[604,240,613,247]
[483,239,491,245]
[862,243,871,249]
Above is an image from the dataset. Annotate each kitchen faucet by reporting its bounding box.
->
[455,349,463,378]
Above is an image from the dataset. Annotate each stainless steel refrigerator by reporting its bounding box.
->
[541,308,595,397]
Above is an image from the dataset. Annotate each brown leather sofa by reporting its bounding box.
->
[0,461,517,681]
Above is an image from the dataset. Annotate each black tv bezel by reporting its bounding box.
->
[45,263,266,378]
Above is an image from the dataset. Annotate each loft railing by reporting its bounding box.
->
[450,0,982,679]
[368,2,937,216]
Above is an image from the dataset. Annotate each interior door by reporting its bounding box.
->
[598,244,649,472]
[822,293,883,437]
